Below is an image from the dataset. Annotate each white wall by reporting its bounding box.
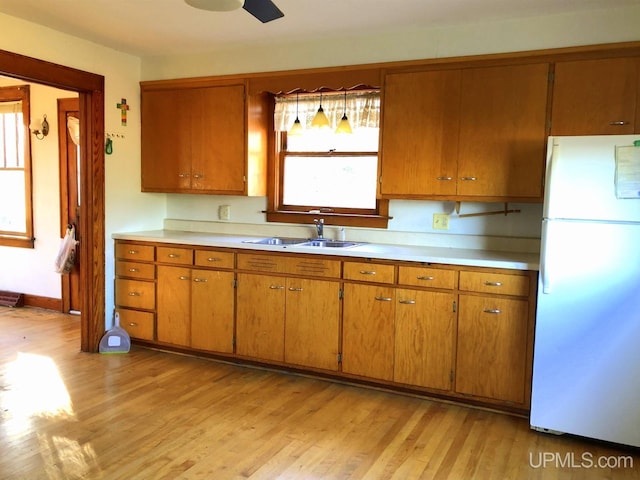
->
[0,13,165,313]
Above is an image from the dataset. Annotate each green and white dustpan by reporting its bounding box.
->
[99,311,131,354]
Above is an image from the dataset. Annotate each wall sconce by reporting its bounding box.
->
[30,114,49,140]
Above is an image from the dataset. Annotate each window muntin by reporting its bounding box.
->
[0,86,33,248]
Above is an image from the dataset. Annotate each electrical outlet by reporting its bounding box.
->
[432,213,450,230]
[218,205,231,221]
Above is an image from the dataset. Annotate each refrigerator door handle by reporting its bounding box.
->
[540,220,551,294]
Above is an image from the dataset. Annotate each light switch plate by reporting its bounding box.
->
[432,213,450,230]
[218,205,231,221]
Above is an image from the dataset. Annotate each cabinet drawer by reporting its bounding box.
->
[237,253,287,273]
[285,257,340,278]
[398,266,456,290]
[115,279,155,310]
[194,250,234,269]
[343,262,395,284]
[157,246,193,265]
[116,243,154,262]
[118,309,154,341]
[116,260,155,280]
[459,271,529,297]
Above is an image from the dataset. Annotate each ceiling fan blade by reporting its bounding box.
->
[242,0,284,23]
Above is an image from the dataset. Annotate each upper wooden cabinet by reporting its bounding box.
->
[141,82,267,196]
[379,63,549,201]
[550,57,640,135]
[457,63,549,200]
[379,69,461,197]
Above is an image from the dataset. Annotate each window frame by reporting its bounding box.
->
[0,85,34,248]
[266,109,390,229]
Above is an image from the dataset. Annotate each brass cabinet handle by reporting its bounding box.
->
[269,285,285,290]
[128,249,138,254]
[128,292,141,296]
[288,287,304,292]
[179,276,190,281]
[128,322,138,327]
[609,121,630,126]
[168,253,181,258]
[375,296,393,302]
[399,299,416,305]
[128,268,139,272]
[207,257,222,262]
[192,173,204,179]
[460,176,478,181]
[359,270,376,275]
[484,309,501,314]
[484,281,503,287]
[417,275,434,281]
[178,173,190,178]
[193,278,208,283]
[436,176,453,181]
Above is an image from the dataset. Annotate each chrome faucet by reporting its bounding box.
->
[314,218,324,239]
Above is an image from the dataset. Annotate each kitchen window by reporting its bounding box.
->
[0,85,34,248]
[267,91,389,228]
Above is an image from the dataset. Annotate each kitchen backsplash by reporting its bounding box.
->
[164,196,542,253]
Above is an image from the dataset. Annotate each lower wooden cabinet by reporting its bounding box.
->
[455,294,529,404]
[394,289,456,391]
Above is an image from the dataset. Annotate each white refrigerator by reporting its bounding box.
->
[530,135,640,448]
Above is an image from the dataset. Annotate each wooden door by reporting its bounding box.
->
[394,289,455,391]
[190,85,246,194]
[190,269,235,353]
[57,97,81,313]
[284,278,340,371]
[236,273,285,362]
[141,89,191,191]
[455,294,529,404]
[379,70,461,197]
[457,63,549,199]
[342,283,395,381]
[551,57,639,135]
[157,265,191,346]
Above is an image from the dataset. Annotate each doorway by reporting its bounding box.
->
[57,97,81,314]
[0,48,105,352]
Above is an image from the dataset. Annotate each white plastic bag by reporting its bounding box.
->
[55,225,79,274]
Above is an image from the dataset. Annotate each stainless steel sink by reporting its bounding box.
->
[300,239,364,248]
[244,237,309,245]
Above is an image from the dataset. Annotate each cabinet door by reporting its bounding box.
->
[190,85,246,193]
[457,63,549,199]
[456,294,529,404]
[342,283,395,381]
[284,278,340,371]
[394,289,455,391]
[236,273,285,362]
[191,269,235,353]
[380,70,461,197]
[141,89,191,191]
[157,265,191,346]
[551,57,638,135]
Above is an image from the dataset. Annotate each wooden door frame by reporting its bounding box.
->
[0,49,105,352]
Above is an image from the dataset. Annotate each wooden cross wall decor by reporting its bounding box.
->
[116,98,130,126]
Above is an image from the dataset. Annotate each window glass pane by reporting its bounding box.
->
[0,170,26,232]
[287,127,378,153]
[283,155,378,209]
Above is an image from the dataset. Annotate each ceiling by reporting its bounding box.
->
[0,0,638,57]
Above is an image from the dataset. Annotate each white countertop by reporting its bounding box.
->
[112,230,540,271]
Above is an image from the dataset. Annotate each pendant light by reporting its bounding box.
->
[335,91,353,134]
[288,92,304,135]
[311,92,330,128]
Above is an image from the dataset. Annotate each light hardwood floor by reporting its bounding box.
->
[1,307,638,479]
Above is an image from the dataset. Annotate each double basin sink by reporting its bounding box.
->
[244,237,364,248]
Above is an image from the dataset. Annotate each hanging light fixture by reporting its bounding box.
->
[288,92,304,135]
[311,92,330,128]
[335,91,353,134]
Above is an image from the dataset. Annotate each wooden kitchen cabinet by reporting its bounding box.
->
[157,265,191,346]
[394,288,456,392]
[457,63,549,200]
[141,83,259,195]
[550,57,639,135]
[342,282,395,381]
[379,69,461,198]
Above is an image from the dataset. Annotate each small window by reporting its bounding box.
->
[0,85,34,248]
[268,91,389,228]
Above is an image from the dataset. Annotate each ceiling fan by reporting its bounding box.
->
[185,0,284,23]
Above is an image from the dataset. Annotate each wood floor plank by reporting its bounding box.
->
[1,307,638,479]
